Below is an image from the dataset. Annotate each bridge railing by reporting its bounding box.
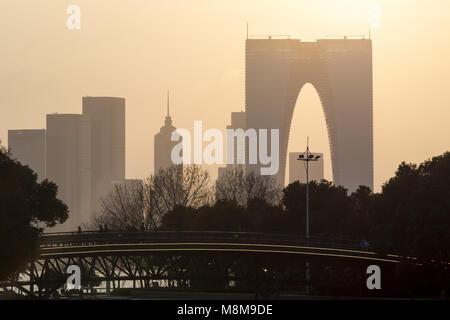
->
[39,230,366,251]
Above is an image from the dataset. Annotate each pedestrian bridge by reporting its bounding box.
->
[1,231,407,297]
[39,230,400,263]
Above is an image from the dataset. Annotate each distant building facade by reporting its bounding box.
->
[82,96,126,215]
[217,111,247,201]
[8,129,46,181]
[288,151,324,184]
[46,114,92,232]
[227,111,247,169]
[217,111,247,178]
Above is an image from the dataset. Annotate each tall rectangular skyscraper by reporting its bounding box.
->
[82,96,125,213]
[218,111,247,178]
[46,114,91,231]
[289,152,324,184]
[8,129,46,181]
[217,111,247,201]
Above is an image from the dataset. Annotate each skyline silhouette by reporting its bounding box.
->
[1,1,450,193]
[1,0,450,302]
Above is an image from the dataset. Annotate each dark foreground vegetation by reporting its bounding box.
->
[1,140,449,298]
[99,153,450,298]
[0,143,68,282]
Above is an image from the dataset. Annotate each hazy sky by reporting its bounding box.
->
[1,0,450,192]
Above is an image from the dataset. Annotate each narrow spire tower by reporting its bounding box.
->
[155,90,177,173]
[167,90,170,117]
[165,90,172,126]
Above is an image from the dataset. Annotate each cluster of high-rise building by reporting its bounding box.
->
[8,94,177,233]
[8,97,125,232]
[7,37,373,231]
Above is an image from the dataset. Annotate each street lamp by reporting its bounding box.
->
[297,138,320,295]
[297,139,320,239]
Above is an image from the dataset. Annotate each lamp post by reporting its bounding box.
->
[297,138,321,295]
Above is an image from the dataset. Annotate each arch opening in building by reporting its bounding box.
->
[245,37,373,192]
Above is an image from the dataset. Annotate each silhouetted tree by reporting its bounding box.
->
[91,165,213,231]
[159,205,197,231]
[191,200,252,232]
[145,165,213,227]
[216,168,282,206]
[282,180,352,237]
[160,198,287,234]
[215,167,246,205]
[92,180,145,230]
[348,185,373,238]
[367,153,450,296]
[0,142,68,281]
[372,154,450,261]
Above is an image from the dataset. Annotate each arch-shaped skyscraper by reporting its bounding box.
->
[245,38,373,192]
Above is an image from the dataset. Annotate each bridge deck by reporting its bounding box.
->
[38,231,399,263]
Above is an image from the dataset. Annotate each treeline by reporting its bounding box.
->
[2,138,450,296]
[96,153,450,263]
[93,153,450,297]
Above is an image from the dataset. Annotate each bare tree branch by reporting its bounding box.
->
[90,180,145,230]
[216,167,281,206]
